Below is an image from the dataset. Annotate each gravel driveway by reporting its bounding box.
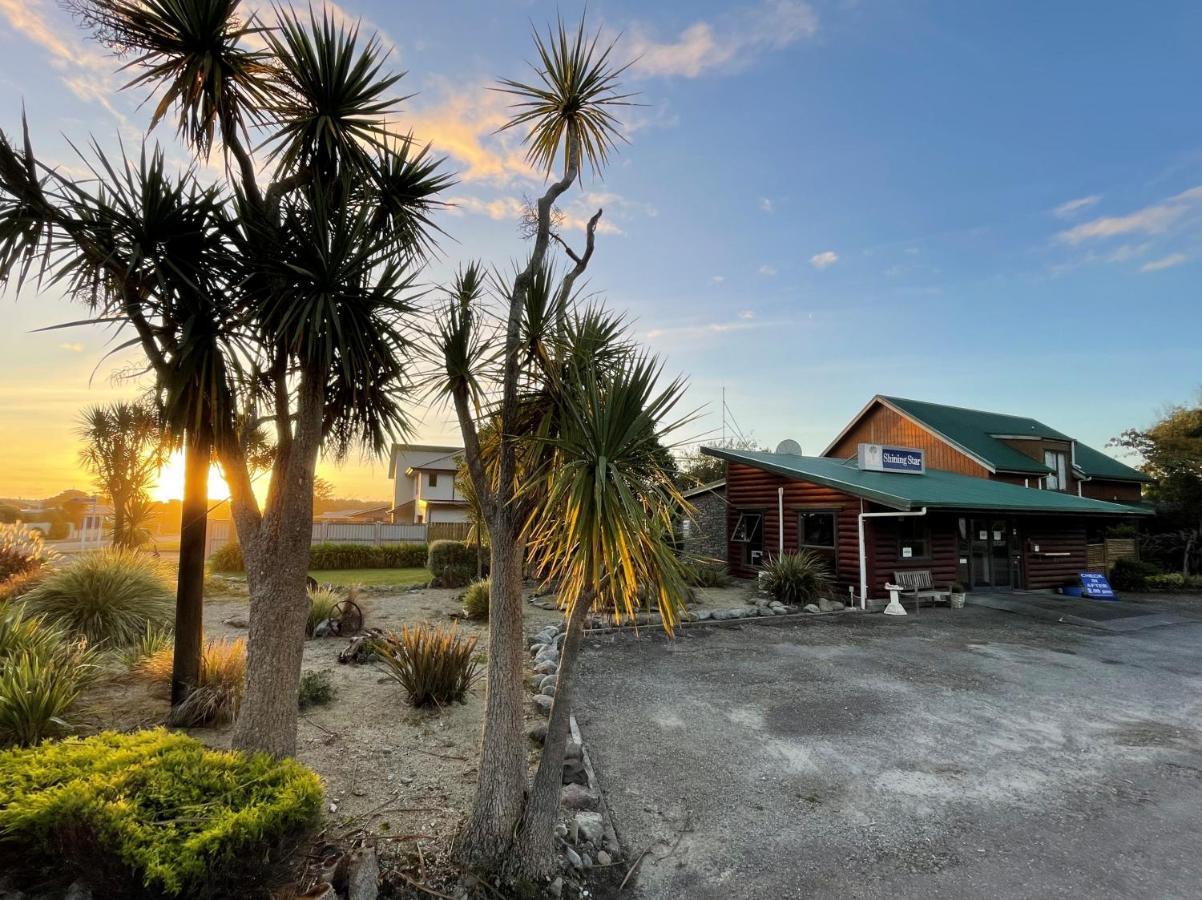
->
[576,604,1202,899]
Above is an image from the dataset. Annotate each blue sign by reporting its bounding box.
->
[1079,572,1117,600]
[881,447,925,473]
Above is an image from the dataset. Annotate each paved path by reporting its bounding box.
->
[576,606,1202,899]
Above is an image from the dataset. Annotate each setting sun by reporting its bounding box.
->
[151,451,233,503]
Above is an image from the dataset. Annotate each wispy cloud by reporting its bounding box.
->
[1052,194,1101,219]
[1140,253,1188,272]
[758,264,778,276]
[645,319,765,341]
[759,197,774,214]
[59,342,85,353]
[738,310,755,320]
[625,1,819,79]
[1057,186,1202,244]
[451,194,624,236]
[810,250,839,269]
[710,275,726,284]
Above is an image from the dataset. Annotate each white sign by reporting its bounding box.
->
[901,546,913,558]
[857,443,925,475]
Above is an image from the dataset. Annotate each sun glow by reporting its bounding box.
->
[151,451,233,503]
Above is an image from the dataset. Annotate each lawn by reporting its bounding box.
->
[308,568,431,588]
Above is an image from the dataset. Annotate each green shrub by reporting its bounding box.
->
[460,578,490,620]
[1109,557,1163,592]
[0,608,94,747]
[118,622,175,669]
[1143,572,1202,592]
[428,540,473,573]
[307,585,342,637]
[298,670,336,710]
[0,523,57,582]
[20,549,173,648]
[0,729,322,897]
[373,624,481,707]
[207,542,245,573]
[760,551,833,605]
[309,541,428,570]
[681,558,733,588]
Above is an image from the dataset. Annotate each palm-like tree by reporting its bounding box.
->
[512,351,691,878]
[429,19,634,868]
[0,1,450,755]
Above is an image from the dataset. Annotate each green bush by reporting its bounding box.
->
[118,622,175,669]
[681,558,733,588]
[207,542,245,573]
[0,608,94,747]
[1144,572,1202,592]
[211,541,429,574]
[1109,557,1163,592]
[0,523,57,582]
[21,549,173,648]
[0,729,322,897]
[298,670,336,710]
[373,624,481,707]
[760,551,833,605]
[460,578,490,620]
[307,585,342,637]
[428,539,473,573]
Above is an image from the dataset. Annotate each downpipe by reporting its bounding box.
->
[858,507,928,609]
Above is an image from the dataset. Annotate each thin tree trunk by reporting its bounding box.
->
[170,427,209,708]
[459,529,528,868]
[511,590,591,880]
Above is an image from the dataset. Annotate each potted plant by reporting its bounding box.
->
[949,582,967,609]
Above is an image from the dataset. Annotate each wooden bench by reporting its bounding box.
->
[892,570,950,614]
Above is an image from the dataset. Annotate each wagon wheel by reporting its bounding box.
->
[333,598,364,635]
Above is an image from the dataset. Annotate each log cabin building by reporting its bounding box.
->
[702,395,1152,602]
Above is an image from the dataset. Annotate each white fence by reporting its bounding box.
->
[204,519,465,558]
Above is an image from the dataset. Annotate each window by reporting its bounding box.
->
[731,512,764,567]
[896,517,930,560]
[1044,450,1068,492]
[799,510,836,548]
[428,472,439,488]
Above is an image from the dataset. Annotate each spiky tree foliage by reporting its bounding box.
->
[0,2,450,756]
[426,17,642,873]
[77,402,168,550]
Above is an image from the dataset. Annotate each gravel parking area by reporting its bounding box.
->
[576,603,1202,899]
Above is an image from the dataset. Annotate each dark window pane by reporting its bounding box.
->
[800,511,835,547]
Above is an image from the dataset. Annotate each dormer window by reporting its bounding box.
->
[1044,450,1068,491]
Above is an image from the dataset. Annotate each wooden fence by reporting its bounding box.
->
[1086,537,1138,572]
[204,519,470,558]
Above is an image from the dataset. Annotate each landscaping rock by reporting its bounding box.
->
[804,603,821,613]
[562,757,587,786]
[529,675,545,690]
[563,846,583,869]
[575,811,604,844]
[540,674,558,691]
[548,877,564,899]
[561,783,599,810]
[534,648,559,665]
[222,614,248,628]
[596,850,612,866]
[533,695,554,714]
[819,597,845,612]
[344,847,379,900]
[564,740,582,761]
[693,609,713,621]
[534,660,558,675]
[540,686,556,699]
[297,884,337,900]
[528,721,548,745]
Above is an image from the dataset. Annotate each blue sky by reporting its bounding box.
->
[1,0,1200,497]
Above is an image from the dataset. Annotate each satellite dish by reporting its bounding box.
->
[775,439,803,456]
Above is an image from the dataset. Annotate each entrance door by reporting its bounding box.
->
[969,518,1013,589]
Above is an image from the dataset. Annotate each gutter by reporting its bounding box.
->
[858,507,928,609]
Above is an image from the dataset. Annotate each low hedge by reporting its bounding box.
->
[0,729,322,897]
[209,541,429,573]
[1145,572,1202,592]
[1109,557,1163,592]
[428,540,474,573]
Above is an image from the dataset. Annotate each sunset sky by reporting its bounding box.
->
[1,1,1200,502]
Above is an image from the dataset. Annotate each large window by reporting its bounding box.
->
[896,517,930,561]
[1044,450,1068,492]
[799,510,836,548]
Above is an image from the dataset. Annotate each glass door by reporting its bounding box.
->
[969,518,1013,589]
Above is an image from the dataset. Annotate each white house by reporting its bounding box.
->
[387,444,470,524]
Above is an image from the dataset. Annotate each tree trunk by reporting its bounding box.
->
[170,427,209,708]
[511,590,591,880]
[459,528,528,868]
[229,380,324,758]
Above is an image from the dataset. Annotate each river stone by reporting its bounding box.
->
[561,783,599,810]
[596,850,612,866]
[343,847,379,900]
[575,811,604,844]
[804,603,821,612]
[693,609,713,621]
[540,686,556,699]
[540,674,558,691]
[528,721,548,745]
[533,695,554,714]
[529,675,544,690]
[548,877,564,899]
[562,756,587,786]
[534,660,558,675]
[563,846,583,869]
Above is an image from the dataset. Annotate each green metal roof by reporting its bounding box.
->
[702,447,1152,516]
[877,396,1150,482]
